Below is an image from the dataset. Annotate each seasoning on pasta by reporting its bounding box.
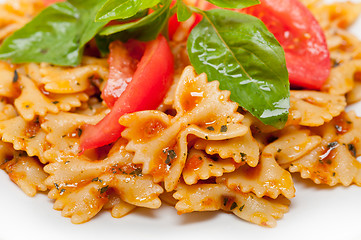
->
[0,0,360,227]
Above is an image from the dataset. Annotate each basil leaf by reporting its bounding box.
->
[96,0,161,22]
[206,0,260,9]
[0,0,108,66]
[187,9,289,128]
[176,0,192,22]
[99,1,171,39]
[96,2,171,55]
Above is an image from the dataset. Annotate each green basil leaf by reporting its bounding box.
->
[96,0,161,22]
[99,1,171,40]
[205,0,260,9]
[96,2,171,55]
[176,0,192,22]
[187,9,289,128]
[0,0,108,66]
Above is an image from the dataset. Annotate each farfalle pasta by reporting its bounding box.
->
[0,0,360,229]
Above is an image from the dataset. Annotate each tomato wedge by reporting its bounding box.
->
[80,35,174,152]
[244,0,331,89]
[168,14,181,40]
[101,41,138,108]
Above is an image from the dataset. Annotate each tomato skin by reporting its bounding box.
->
[168,14,181,40]
[101,41,138,108]
[80,35,174,151]
[244,0,330,89]
[42,0,65,6]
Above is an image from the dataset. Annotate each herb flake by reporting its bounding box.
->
[165,149,177,165]
[239,204,245,212]
[12,70,19,83]
[220,125,228,132]
[230,202,238,210]
[100,185,109,194]
[207,126,215,131]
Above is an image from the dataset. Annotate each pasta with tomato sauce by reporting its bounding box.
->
[0,0,360,228]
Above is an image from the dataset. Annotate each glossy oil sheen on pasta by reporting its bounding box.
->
[0,0,361,228]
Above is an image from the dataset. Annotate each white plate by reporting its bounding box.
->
[0,1,361,240]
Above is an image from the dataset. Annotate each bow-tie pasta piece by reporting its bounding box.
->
[264,126,322,168]
[0,0,43,41]
[46,139,163,223]
[40,61,108,94]
[194,131,260,168]
[75,97,109,116]
[103,192,136,218]
[52,173,162,224]
[288,90,346,127]
[0,62,19,98]
[20,63,42,85]
[337,111,361,156]
[327,29,361,63]
[120,66,248,192]
[310,1,361,30]
[53,180,109,224]
[172,67,244,129]
[322,60,361,95]
[1,152,47,197]
[0,97,16,121]
[45,139,133,191]
[345,62,361,105]
[48,93,89,112]
[347,79,361,104]
[0,116,48,163]
[120,111,188,191]
[105,172,163,209]
[183,149,238,185]
[14,74,59,121]
[10,65,91,119]
[41,112,106,161]
[1,0,44,19]
[0,140,13,165]
[119,110,173,177]
[219,151,295,199]
[0,10,26,41]
[18,62,90,112]
[289,112,361,186]
[174,183,289,227]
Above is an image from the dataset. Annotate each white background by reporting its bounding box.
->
[0,1,360,240]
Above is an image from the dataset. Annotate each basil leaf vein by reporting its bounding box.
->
[187,9,289,128]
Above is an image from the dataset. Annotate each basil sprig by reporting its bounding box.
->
[188,9,289,128]
[0,0,108,66]
[0,0,289,128]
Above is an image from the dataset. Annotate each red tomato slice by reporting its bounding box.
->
[101,41,138,108]
[168,14,181,40]
[244,0,331,89]
[80,35,174,152]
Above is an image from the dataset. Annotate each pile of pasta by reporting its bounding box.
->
[1,0,361,227]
